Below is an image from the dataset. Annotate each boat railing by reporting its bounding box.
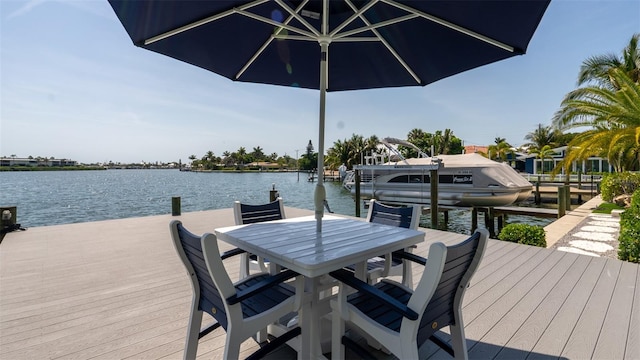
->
[521,173,603,184]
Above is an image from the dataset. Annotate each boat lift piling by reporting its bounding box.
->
[430,168,438,229]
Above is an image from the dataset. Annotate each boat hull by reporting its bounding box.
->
[344,153,533,208]
[354,183,527,207]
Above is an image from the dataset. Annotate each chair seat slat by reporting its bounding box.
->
[348,281,412,332]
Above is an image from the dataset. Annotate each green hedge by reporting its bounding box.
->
[498,223,547,248]
[618,189,640,263]
[600,172,640,202]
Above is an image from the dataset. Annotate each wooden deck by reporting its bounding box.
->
[1,208,638,359]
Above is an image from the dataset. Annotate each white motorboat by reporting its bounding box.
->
[342,138,533,207]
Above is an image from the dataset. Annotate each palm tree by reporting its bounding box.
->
[524,123,558,149]
[251,146,265,161]
[530,145,555,174]
[577,33,639,90]
[553,69,640,172]
[487,140,513,162]
[237,147,247,167]
[326,139,350,170]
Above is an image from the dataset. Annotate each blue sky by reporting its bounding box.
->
[1,0,638,164]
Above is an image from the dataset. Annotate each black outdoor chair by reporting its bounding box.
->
[170,220,303,360]
[330,229,489,359]
[346,199,421,286]
[233,197,285,278]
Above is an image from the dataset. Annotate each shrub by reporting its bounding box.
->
[600,172,640,202]
[618,188,640,263]
[498,223,547,248]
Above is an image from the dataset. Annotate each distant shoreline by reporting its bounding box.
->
[0,166,106,172]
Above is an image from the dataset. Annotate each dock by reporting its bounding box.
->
[1,208,638,359]
[307,170,342,182]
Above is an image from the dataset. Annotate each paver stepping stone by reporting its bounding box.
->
[556,247,599,257]
[579,225,618,233]
[587,220,620,227]
[568,240,614,253]
[572,231,615,242]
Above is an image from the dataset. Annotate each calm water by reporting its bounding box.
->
[0,169,552,233]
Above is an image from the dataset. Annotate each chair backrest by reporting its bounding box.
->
[234,197,285,225]
[409,229,489,344]
[170,220,232,330]
[366,199,420,229]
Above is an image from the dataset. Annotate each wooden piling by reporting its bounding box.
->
[557,188,566,218]
[355,170,361,218]
[471,208,478,233]
[171,197,181,216]
[430,169,438,229]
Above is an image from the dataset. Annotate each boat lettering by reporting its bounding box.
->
[453,176,472,184]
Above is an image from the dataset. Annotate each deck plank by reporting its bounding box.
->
[626,265,640,360]
[467,251,578,359]
[560,259,622,359]
[592,260,639,359]
[1,207,638,360]
[528,256,608,359]
[492,254,591,360]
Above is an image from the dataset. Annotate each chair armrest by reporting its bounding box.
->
[227,269,299,305]
[392,250,427,266]
[329,269,418,321]
[220,247,246,260]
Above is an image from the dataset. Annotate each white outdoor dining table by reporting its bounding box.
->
[215,215,425,360]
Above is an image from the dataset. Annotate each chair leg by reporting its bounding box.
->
[239,253,250,279]
[331,305,345,360]
[224,333,242,360]
[255,328,268,343]
[184,309,203,360]
[402,260,413,287]
[450,324,469,360]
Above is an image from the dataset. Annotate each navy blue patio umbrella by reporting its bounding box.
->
[108,0,550,232]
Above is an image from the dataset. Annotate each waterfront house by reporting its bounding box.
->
[0,157,77,167]
[522,146,613,175]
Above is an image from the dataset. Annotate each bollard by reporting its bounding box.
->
[0,206,17,232]
[269,183,278,202]
[172,197,181,216]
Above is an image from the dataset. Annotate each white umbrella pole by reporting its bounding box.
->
[315,0,329,233]
[314,40,328,233]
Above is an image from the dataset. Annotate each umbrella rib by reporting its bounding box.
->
[235,8,317,39]
[329,0,379,37]
[275,0,321,37]
[236,0,314,80]
[342,0,421,84]
[382,0,516,53]
[333,13,419,40]
[144,0,269,45]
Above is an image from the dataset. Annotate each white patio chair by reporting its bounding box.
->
[170,220,303,360]
[234,197,285,278]
[347,199,421,286]
[330,229,489,360]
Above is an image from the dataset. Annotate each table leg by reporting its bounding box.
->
[354,262,366,281]
[299,277,327,360]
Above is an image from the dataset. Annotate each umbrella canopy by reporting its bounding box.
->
[108,0,550,231]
